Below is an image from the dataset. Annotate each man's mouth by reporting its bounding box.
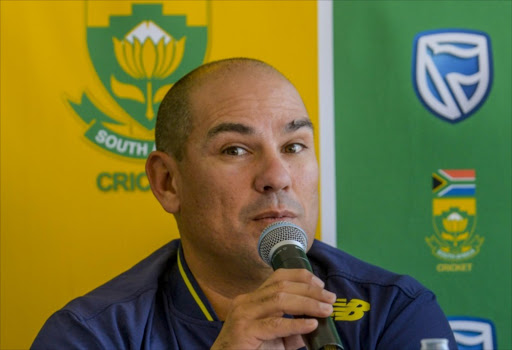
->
[253,210,296,222]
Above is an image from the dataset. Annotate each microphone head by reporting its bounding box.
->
[258,221,308,266]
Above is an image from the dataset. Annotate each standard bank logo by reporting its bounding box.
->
[448,317,496,350]
[412,29,493,123]
[70,3,209,159]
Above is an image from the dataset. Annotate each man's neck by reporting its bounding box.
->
[180,242,272,320]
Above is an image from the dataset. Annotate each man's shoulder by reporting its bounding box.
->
[63,240,180,320]
[309,240,427,298]
[308,240,456,349]
[32,240,181,349]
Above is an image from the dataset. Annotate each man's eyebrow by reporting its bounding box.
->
[285,118,314,133]
[207,123,255,139]
[206,119,313,139]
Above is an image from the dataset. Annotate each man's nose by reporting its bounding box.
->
[253,151,292,193]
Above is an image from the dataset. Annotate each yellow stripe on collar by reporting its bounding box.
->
[177,249,214,322]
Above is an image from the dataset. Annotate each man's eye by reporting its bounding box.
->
[222,146,248,156]
[284,143,305,153]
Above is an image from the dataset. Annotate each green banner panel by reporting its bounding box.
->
[332,1,511,348]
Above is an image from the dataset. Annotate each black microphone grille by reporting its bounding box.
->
[258,221,308,266]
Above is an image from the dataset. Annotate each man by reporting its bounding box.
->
[32,58,456,349]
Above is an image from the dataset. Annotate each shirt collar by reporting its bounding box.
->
[168,244,219,322]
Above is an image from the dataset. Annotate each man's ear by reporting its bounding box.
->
[145,151,181,214]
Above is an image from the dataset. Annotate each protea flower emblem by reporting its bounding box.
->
[71,3,208,159]
[112,20,186,120]
[441,212,469,246]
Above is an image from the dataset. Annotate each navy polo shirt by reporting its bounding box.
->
[32,239,456,349]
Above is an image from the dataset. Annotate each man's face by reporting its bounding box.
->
[174,69,319,275]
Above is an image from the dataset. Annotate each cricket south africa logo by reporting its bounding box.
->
[70,3,209,159]
[412,29,493,123]
[427,169,484,261]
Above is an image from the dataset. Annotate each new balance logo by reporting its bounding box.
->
[332,298,370,321]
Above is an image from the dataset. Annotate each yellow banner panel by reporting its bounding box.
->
[0,1,318,348]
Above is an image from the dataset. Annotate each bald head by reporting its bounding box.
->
[155,58,297,160]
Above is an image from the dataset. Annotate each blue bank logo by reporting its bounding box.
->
[412,29,493,123]
[448,316,496,349]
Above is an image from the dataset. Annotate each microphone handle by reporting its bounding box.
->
[270,245,345,350]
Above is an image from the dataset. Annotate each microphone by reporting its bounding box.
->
[258,221,344,350]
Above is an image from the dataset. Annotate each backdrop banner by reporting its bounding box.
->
[0,1,318,348]
[1,1,510,349]
[332,1,511,349]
